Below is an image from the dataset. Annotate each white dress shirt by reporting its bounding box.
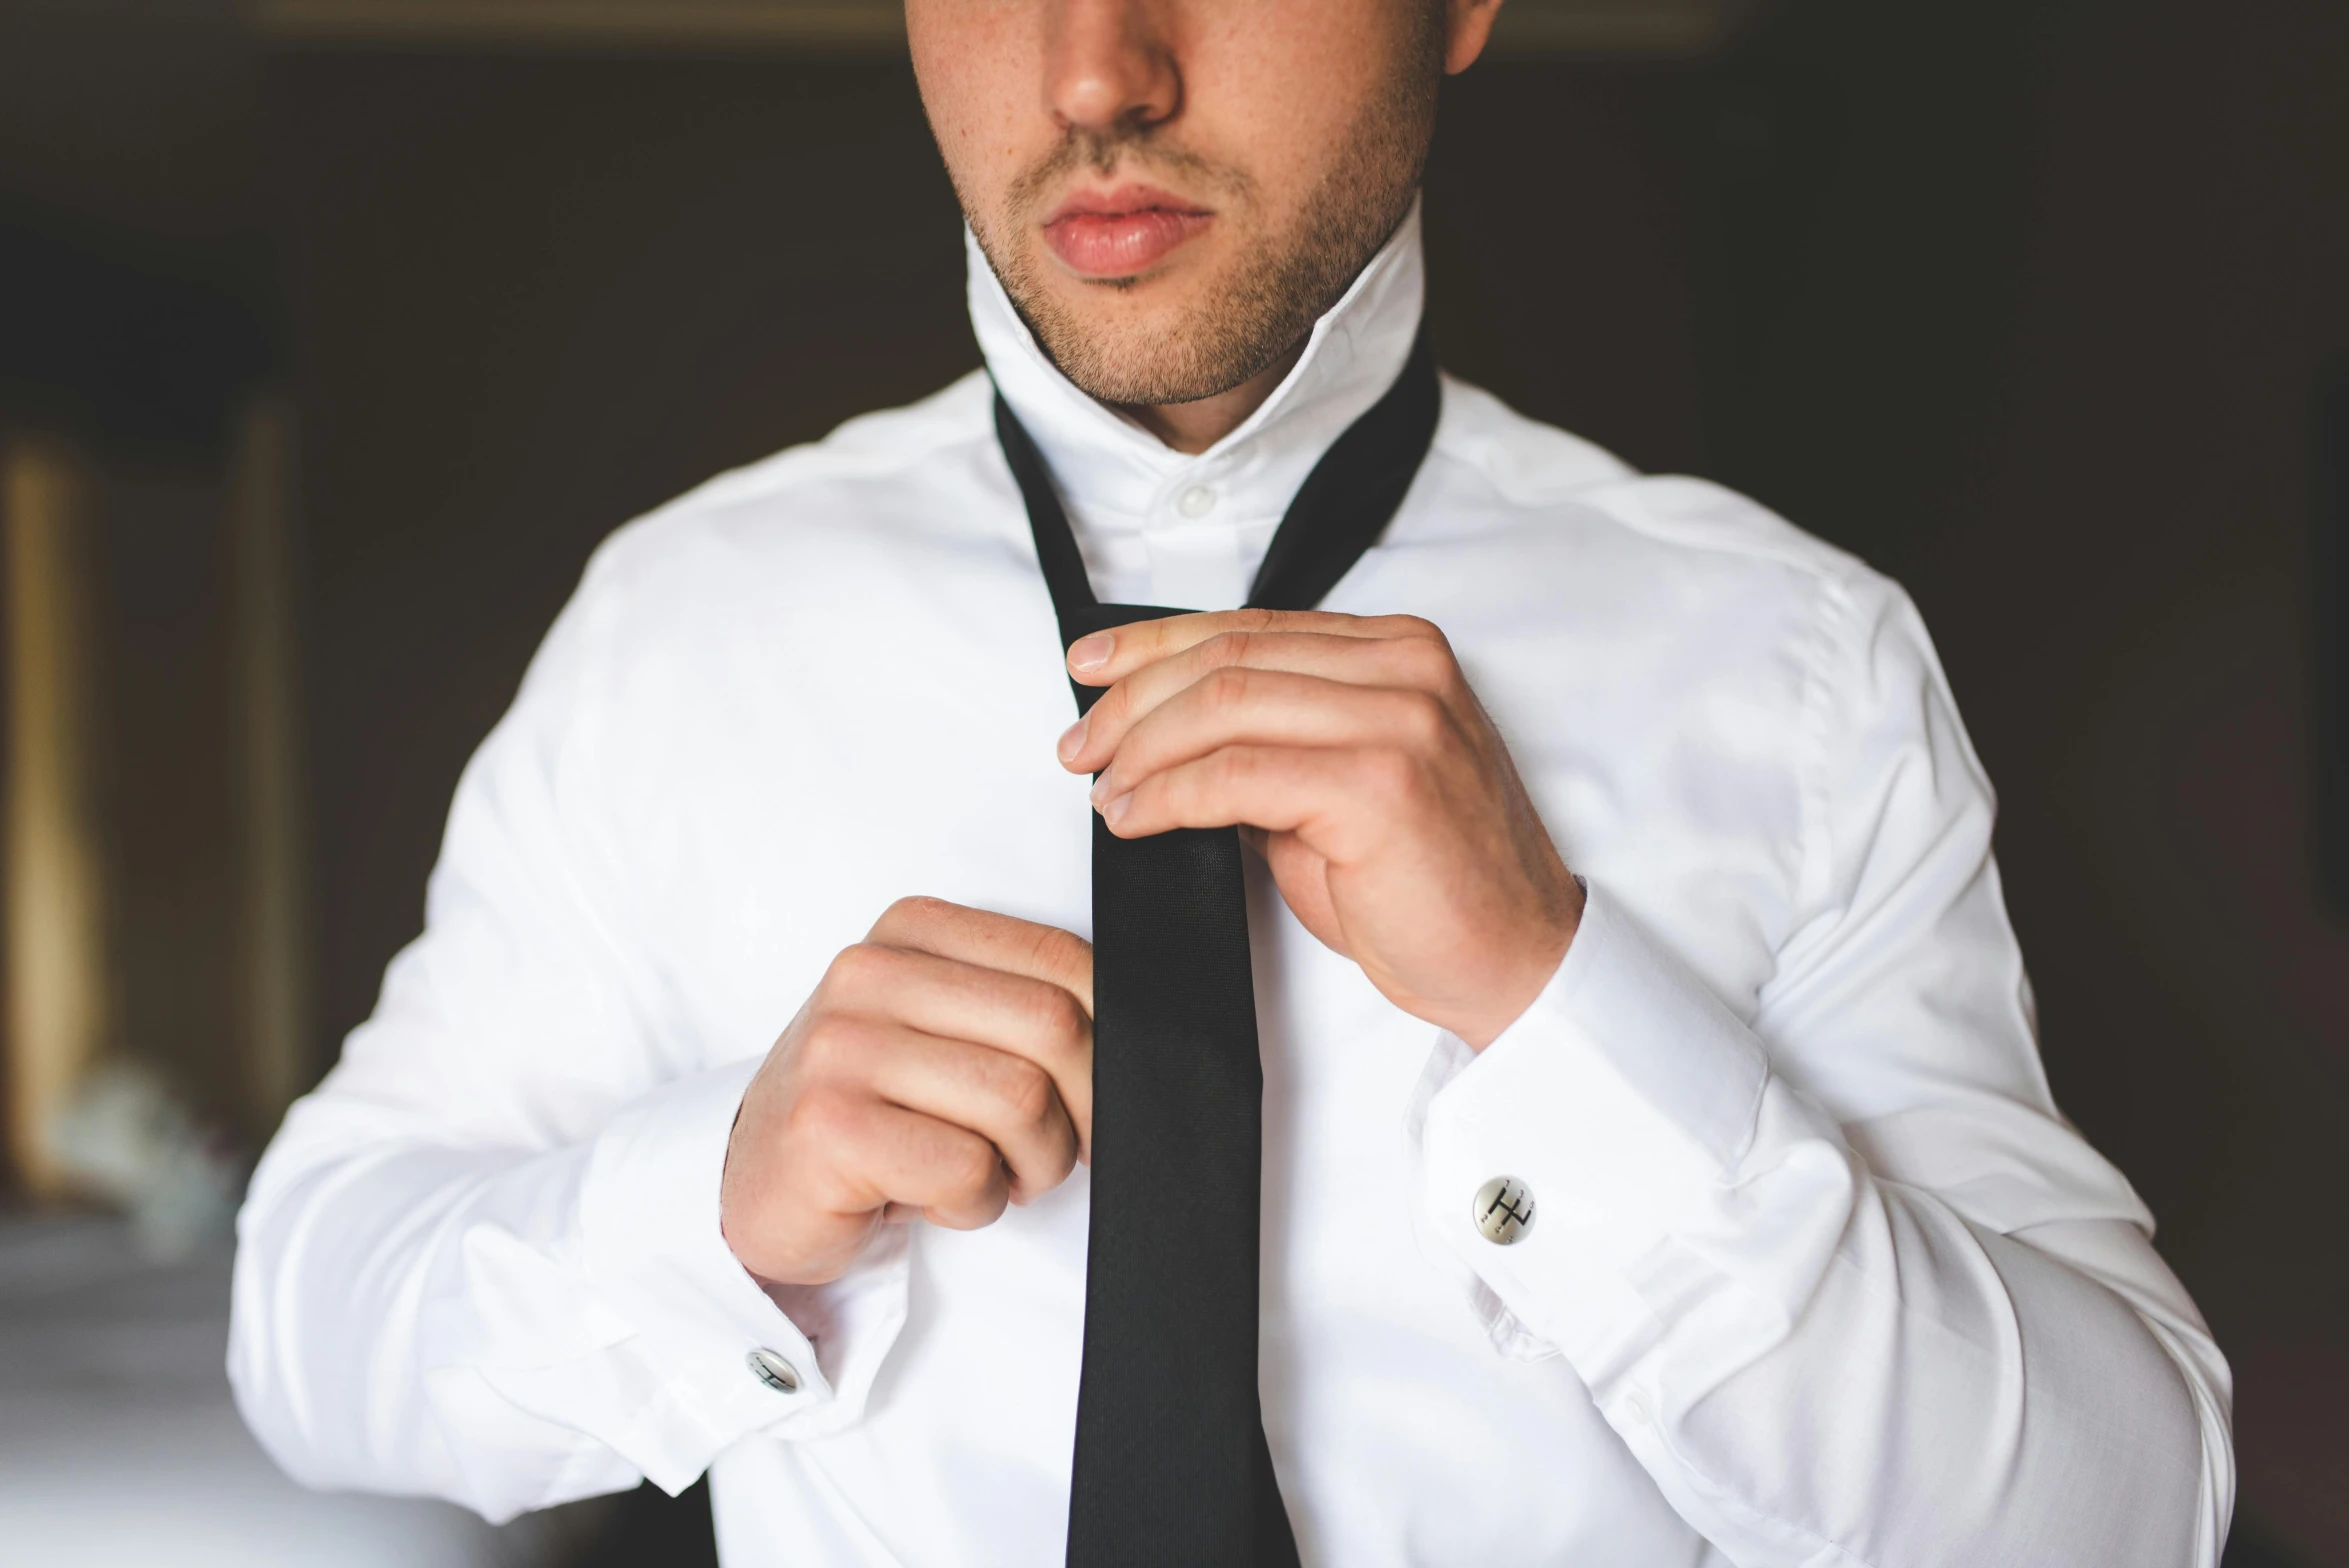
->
[230,204,2233,1567]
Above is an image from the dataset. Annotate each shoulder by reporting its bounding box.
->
[1424,372,1916,646]
[1418,375,1946,775]
[1431,381,1971,779]
[595,368,1001,576]
[541,368,1018,650]
[1431,373,1877,591]
[497,367,1017,731]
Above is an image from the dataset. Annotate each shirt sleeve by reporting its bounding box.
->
[1414,571,2233,1568]
[228,538,908,1523]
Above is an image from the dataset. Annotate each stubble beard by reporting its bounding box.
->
[964,44,1441,408]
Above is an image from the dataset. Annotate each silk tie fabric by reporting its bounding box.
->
[994,330,1440,1567]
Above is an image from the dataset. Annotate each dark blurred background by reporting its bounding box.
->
[0,0,2340,1562]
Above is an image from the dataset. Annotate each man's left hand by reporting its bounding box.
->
[1056,609,1582,1049]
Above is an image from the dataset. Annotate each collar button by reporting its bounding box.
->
[1175,485,1218,519]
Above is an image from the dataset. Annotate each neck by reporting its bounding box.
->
[1114,337,1311,455]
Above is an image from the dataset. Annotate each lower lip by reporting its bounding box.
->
[1043,209,1212,278]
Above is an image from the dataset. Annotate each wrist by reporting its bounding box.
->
[1458,875,1584,1051]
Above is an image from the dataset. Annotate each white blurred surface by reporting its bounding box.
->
[0,1212,594,1568]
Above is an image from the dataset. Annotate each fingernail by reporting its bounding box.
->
[1056,717,1087,764]
[1068,632,1113,672]
[1101,792,1132,827]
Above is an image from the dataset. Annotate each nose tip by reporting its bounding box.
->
[1046,0,1180,135]
[1056,69,1142,133]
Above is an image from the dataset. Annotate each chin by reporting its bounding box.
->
[991,218,1314,407]
[1039,316,1260,408]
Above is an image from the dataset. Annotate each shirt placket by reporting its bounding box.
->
[1143,465,1248,611]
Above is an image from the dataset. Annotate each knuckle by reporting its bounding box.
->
[946,1135,1004,1198]
[1394,630,1458,688]
[1033,1134,1079,1193]
[1027,926,1091,991]
[1204,663,1254,709]
[1000,1058,1057,1128]
[874,894,952,941]
[1020,981,1088,1048]
[826,940,891,991]
[785,1082,862,1147]
[1058,987,1095,1048]
[1395,689,1452,748]
[1207,628,1256,667]
[1394,613,1447,646]
[799,1011,883,1078]
[942,1185,1011,1231]
[795,1012,847,1072]
[1200,749,1243,801]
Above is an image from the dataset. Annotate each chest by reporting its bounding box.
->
[596,518,1811,1069]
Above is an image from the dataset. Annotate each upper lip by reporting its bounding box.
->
[1041,183,1211,225]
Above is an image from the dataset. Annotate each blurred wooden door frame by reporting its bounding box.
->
[1,432,112,1197]
[0,398,309,1197]
[225,398,312,1134]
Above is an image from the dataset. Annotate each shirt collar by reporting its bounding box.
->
[971,199,1427,609]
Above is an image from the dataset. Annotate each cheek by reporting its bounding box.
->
[1184,0,1412,201]
[907,2,1036,199]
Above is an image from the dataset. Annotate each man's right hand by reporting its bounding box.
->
[720,897,1095,1287]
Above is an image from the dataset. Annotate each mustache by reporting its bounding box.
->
[1009,122,1254,214]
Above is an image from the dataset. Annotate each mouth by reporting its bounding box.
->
[1040,183,1215,280]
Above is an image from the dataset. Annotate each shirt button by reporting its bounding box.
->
[1175,484,1217,518]
[746,1348,802,1394]
[1472,1176,1536,1245]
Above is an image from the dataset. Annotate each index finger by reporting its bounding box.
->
[1066,608,1414,686]
[867,897,1093,1017]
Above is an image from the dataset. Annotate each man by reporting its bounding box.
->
[230,0,2233,1562]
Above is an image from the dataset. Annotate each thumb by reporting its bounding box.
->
[1263,836,1352,958]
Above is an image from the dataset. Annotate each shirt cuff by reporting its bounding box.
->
[510,1058,909,1492]
[1415,880,1777,1385]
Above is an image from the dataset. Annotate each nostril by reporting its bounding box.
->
[1044,7,1181,131]
[1051,73,1173,134]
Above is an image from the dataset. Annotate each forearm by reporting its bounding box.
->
[1629,1168,2222,1566]
[230,1058,901,1522]
[230,1127,635,1518]
[1415,886,2230,1567]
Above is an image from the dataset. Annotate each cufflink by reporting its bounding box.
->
[746,1348,802,1394]
[1472,1176,1536,1245]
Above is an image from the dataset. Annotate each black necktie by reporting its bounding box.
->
[995,329,1439,1568]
